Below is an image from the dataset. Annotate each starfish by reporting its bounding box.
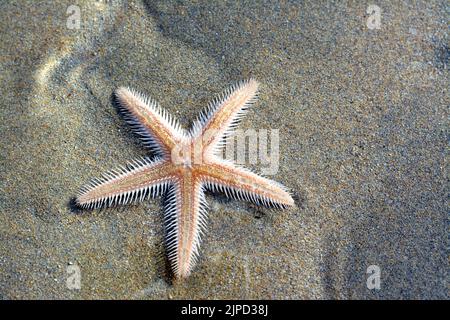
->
[76,79,295,279]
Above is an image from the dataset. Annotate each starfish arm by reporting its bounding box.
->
[115,87,186,157]
[200,160,295,208]
[76,157,176,209]
[165,173,208,278]
[190,79,259,155]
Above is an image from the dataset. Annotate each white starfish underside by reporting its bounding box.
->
[76,79,295,279]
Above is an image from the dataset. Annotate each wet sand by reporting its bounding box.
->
[0,1,447,299]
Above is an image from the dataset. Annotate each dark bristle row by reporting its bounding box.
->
[203,179,288,209]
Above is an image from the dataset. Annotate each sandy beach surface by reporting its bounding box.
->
[0,1,447,299]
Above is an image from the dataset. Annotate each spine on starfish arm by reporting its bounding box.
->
[201,159,295,209]
[114,87,188,158]
[76,157,173,210]
[164,178,209,279]
[189,78,260,155]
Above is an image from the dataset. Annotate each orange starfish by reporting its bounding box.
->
[76,79,295,278]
